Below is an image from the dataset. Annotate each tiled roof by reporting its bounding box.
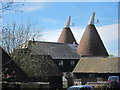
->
[13,54,62,77]
[77,25,109,57]
[77,13,108,57]
[15,41,80,59]
[73,57,120,73]
[58,16,78,44]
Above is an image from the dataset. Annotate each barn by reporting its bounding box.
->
[14,40,80,87]
[13,52,62,89]
[73,57,120,84]
[73,12,119,85]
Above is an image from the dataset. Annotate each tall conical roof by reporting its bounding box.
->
[58,16,78,44]
[88,12,95,25]
[77,12,109,57]
[64,16,71,28]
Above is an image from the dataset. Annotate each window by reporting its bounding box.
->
[59,60,63,66]
[71,60,75,66]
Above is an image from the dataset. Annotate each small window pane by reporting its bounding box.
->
[59,60,63,66]
[71,60,75,66]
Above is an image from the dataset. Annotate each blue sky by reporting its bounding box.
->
[2,2,119,56]
[3,2,118,29]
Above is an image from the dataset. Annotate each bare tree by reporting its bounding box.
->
[1,1,14,13]
[2,21,42,53]
[0,0,41,84]
[0,0,24,13]
[0,1,25,50]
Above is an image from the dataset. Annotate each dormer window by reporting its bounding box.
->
[59,60,63,66]
[71,60,75,66]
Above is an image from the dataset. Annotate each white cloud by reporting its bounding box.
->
[43,18,58,23]
[19,3,47,12]
[40,29,61,42]
[97,24,118,41]
[2,2,47,15]
[40,23,118,43]
[71,26,85,43]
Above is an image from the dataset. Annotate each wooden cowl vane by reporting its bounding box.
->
[77,12,109,57]
[58,16,78,44]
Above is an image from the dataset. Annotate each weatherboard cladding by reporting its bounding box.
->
[73,57,120,73]
[58,27,78,44]
[77,25,109,57]
[16,41,80,59]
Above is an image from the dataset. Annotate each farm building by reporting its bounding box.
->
[2,16,81,89]
[13,40,80,87]
[73,57,120,84]
[14,41,80,72]
[73,12,119,85]
[11,16,81,88]
[13,52,62,89]
[2,12,119,89]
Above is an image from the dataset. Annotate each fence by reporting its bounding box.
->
[2,82,49,90]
